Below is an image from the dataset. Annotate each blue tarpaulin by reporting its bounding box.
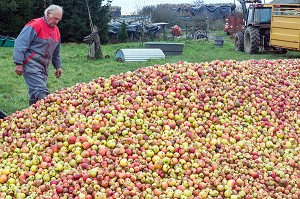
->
[180,5,234,19]
[108,22,163,40]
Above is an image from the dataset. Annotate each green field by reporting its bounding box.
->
[1,36,299,115]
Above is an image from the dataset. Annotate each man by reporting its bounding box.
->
[13,5,63,106]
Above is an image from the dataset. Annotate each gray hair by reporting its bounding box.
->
[44,5,63,16]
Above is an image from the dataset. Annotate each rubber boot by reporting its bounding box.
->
[0,110,7,119]
[29,93,48,106]
[37,93,49,101]
[29,99,37,106]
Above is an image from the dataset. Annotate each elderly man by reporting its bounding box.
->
[13,5,63,106]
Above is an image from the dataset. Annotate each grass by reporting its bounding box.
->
[1,34,300,115]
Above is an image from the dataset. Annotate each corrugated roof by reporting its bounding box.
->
[115,48,165,62]
[270,0,299,3]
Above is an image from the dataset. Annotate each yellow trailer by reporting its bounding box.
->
[270,5,300,51]
[234,1,300,54]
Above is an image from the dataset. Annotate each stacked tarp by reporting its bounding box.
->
[108,22,163,41]
[108,22,123,35]
[108,22,142,40]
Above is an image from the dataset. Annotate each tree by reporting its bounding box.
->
[0,0,36,37]
[118,21,128,43]
[139,5,183,27]
[139,5,156,16]
[52,0,89,42]
[88,0,111,44]
[0,0,111,44]
[52,0,111,43]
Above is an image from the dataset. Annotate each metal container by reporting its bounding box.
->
[214,36,224,47]
[144,42,184,56]
[0,38,6,46]
[2,39,15,47]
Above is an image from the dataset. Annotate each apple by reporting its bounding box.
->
[0,59,300,198]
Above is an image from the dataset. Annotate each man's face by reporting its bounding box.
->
[46,9,62,27]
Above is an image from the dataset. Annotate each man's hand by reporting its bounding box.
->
[55,68,62,78]
[15,65,23,76]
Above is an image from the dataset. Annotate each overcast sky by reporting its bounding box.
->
[110,0,273,15]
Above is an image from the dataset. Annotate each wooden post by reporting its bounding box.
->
[92,26,102,59]
[83,26,103,59]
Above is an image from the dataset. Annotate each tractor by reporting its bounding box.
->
[234,0,281,54]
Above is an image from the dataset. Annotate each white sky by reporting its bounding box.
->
[110,0,273,15]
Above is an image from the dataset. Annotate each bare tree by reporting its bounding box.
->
[139,5,183,26]
[192,0,204,6]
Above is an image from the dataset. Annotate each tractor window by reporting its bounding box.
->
[254,8,272,23]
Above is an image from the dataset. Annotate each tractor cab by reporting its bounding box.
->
[246,4,272,27]
[239,0,273,28]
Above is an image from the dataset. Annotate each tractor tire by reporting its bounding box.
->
[280,48,288,54]
[194,30,209,40]
[234,32,244,51]
[274,48,287,54]
[244,26,260,54]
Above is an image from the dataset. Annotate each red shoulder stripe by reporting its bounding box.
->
[26,18,60,42]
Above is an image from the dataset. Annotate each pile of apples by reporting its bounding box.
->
[0,59,300,199]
